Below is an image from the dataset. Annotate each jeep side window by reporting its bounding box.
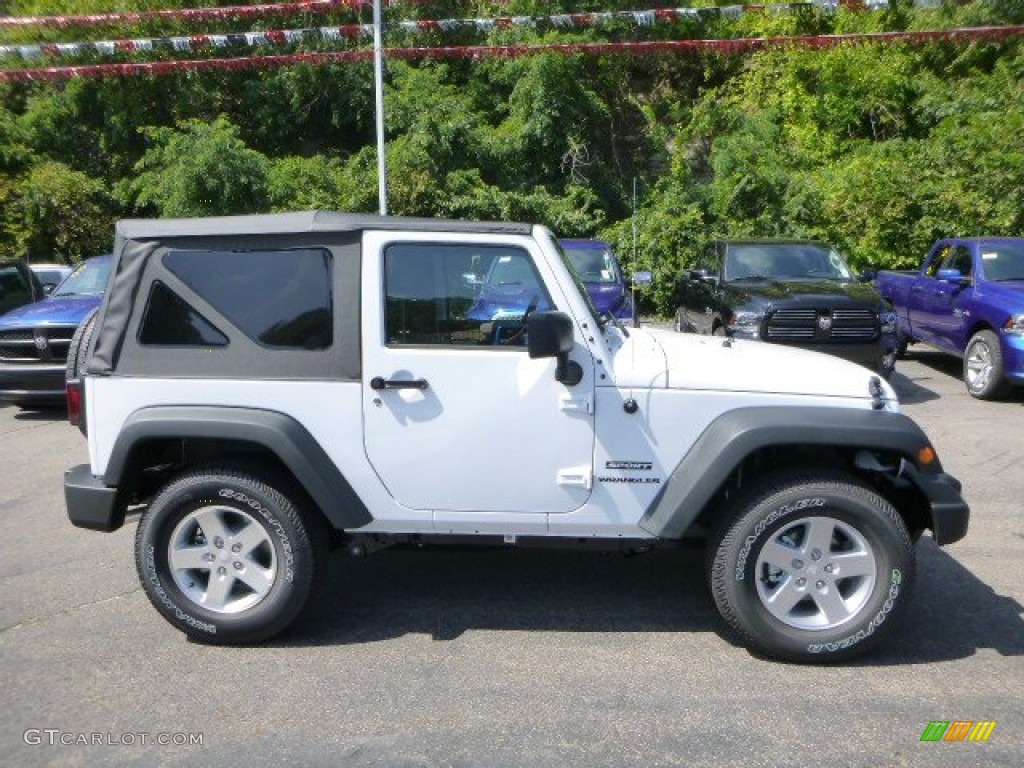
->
[163,249,333,349]
[384,243,552,347]
[138,281,229,347]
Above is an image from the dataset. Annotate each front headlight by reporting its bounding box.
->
[1005,313,1024,336]
[729,310,764,338]
[880,311,898,335]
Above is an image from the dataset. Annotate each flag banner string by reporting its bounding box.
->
[0,3,893,60]
[1,25,1020,82]
[0,0,903,30]
[0,1,373,29]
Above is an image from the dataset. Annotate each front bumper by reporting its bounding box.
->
[0,362,66,404]
[1003,332,1024,385]
[901,463,970,545]
[65,464,124,532]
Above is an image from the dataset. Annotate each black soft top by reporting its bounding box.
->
[88,211,534,376]
[115,211,532,240]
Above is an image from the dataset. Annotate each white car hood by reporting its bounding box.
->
[606,327,898,404]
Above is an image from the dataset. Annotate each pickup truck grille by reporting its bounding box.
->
[764,308,878,343]
[0,326,77,363]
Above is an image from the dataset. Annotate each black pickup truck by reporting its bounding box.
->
[675,239,898,377]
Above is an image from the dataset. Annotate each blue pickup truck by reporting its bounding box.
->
[874,238,1024,399]
[0,254,111,407]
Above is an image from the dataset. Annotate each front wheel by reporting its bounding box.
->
[708,471,915,663]
[135,467,328,644]
[964,329,1010,400]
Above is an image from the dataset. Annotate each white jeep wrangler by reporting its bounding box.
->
[64,212,969,662]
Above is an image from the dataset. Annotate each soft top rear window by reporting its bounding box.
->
[163,248,333,350]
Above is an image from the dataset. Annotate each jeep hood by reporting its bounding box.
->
[607,327,897,403]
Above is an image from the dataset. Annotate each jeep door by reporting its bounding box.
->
[361,232,596,518]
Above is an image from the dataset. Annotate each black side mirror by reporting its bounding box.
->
[859,269,877,283]
[527,311,583,386]
[42,283,57,295]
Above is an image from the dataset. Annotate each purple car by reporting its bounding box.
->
[559,239,634,321]
[0,254,111,407]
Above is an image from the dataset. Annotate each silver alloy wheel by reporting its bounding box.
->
[168,505,277,614]
[754,516,877,631]
[965,338,993,393]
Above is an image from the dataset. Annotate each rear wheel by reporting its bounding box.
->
[136,467,328,644]
[964,329,1010,400]
[708,470,914,662]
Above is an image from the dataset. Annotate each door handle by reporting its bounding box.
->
[370,376,429,391]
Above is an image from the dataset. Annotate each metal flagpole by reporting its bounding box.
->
[372,0,388,215]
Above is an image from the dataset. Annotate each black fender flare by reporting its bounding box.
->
[640,406,948,539]
[104,405,372,530]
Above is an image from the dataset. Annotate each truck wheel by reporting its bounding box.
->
[135,467,328,644]
[964,329,1010,400]
[895,335,909,359]
[708,470,914,663]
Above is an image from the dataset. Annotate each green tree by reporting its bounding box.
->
[6,161,116,261]
[267,155,347,212]
[122,116,270,217]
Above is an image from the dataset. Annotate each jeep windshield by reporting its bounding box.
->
[723,243,855,282]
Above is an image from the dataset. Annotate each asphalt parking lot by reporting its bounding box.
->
[1,348,1021,767]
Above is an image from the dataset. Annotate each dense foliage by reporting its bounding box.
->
[1,1,1022,313]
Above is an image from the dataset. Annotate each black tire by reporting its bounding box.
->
[135,467,328,644]
[895,334,909,360]
[65,307,99,383]
[708,470,914,663]
[65,307,99,432]
[963,329,1011,400]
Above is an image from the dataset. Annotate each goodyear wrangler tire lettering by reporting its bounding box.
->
[134,467,327,645]
[708,470,915,663]
[807,569,903,654]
